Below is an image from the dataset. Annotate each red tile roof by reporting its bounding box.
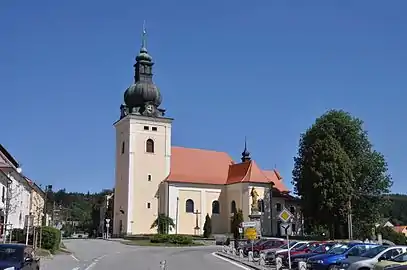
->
[166,146,288,191]
[393,226,407,233]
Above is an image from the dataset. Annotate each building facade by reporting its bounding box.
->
[113,30,301,237]
[0,144,45,237]
[25,178,46,227]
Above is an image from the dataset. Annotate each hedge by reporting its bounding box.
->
[150,234,193,245]
[377,227,406,245]
[41,226,61,253]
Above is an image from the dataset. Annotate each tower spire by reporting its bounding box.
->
[241,136,251,163]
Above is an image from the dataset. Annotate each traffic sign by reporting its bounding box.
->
[280,222,292,236]
[278,208,293,223]
[245,227,257,240]
[241,221,257,228]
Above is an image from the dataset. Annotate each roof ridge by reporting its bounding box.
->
[241,161,253,182]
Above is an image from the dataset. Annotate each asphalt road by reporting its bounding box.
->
[41,239,250,270]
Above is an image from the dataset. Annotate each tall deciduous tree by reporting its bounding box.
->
[292,110,392,239]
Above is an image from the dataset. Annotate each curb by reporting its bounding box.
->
[215,252,267,270]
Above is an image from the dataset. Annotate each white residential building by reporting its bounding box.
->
[0,144,33,236]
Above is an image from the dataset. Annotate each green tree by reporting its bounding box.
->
[150,214,175,234]
[203,214,212,238]
[230,209,244,239]
[292,110,392,239]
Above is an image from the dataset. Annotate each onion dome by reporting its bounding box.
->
[123,24,162,109]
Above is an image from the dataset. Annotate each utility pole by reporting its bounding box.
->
[347,198,353,240]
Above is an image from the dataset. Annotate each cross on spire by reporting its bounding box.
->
[141,20,147,50]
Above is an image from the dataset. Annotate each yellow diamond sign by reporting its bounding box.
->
[278,208,293,223]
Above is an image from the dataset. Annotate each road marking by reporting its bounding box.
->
[84,254,108,270]
[211,252,251,270]
[72,268,80,270]
[71,254,80,261]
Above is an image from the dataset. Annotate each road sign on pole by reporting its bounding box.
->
[280,222,292,236]
[105,219,111,239]
[278,208,293,223]
[278,208,294,270]
[244,227,257,240]
[241,221,257,228]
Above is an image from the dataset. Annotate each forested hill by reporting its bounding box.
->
[45,188,113,235]
[382,194,407,226]
[44,188,407,234]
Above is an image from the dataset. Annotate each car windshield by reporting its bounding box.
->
[360,246,389,258]
[391,253,407,262]
[254,239,267,245]
[293,243,308,251]
[328,244,349,255]
[312,245,326,253]
[279,242,297,249]
[0,247,21,262]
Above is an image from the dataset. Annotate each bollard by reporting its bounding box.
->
[222,245,227,253]
[298,261,307,270]
[259,253,266,266]
[248,251,254,262]
[276,257,282,270]
[239,249,244,259]
[160,260,167,270]
[233,248,237,255]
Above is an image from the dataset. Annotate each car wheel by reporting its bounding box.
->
[254,251,259,257]
[328,265,336,270]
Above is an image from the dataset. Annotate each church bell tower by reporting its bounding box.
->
[113,25,173,236]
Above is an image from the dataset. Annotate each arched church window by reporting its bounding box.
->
[146,139,154,153]
[212,200,220,214]
[185,199,194,213]
[276,203,282,212]
[230,200,237,213]
[258,199,265,212]
[121,141,125,154]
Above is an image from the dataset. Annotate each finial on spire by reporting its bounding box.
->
[241,136,251,163]
[141,20,147,50]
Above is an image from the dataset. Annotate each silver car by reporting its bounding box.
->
[337,245,407,270]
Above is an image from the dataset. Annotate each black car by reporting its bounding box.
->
[0,244,40,270]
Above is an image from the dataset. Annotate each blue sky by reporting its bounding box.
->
[1,1,406,193]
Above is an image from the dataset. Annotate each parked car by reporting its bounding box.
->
[262,241,303,264]
[307,242,378,270]
[0,243,40,270]
[279,242,330,267]
[291,242,338,266]
[336,245,407,270]
[373,252,407,270]
[243,238,286,257]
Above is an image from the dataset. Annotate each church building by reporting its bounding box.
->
[113,30,302,237]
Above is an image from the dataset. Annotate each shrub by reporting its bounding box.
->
[41,226,61,253]
[150,234,193,245]
[203,214,212,238]
[377,227,406,245]
[12,229,25,243]
[150,234,169,243]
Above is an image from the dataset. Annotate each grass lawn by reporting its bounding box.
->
[121,239,204,247]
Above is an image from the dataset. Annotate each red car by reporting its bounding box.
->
[277,241,325,260]
[243,238,286,257]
